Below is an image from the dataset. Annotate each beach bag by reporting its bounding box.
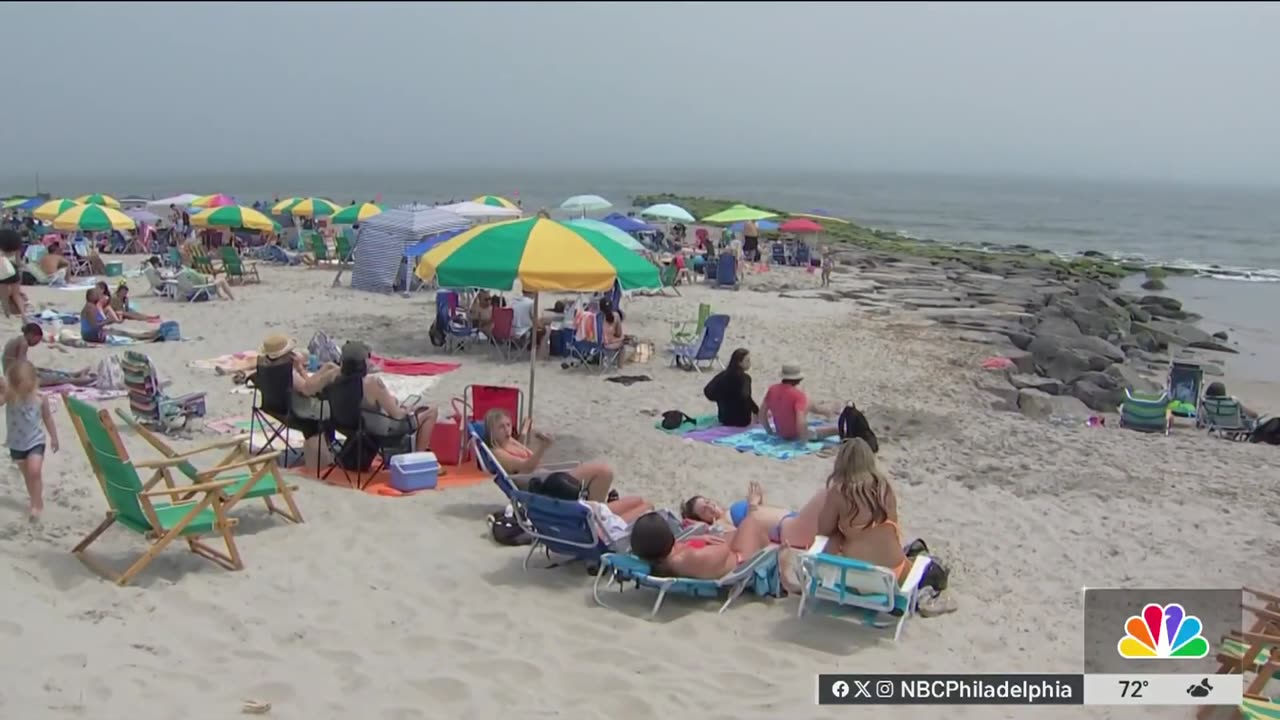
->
[837,405,879,453]
[428,319,446,348]
[905,539,950,594]
[660,410,695,431]
[335,432,380,472]
[308,331,342,365]
[488,508,531,546]
[157,321,181,342]
[93,356,125,391]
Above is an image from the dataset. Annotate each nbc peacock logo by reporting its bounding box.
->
[1117,603,1211,659]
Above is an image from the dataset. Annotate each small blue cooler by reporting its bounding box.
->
[389,451,440,492]
[549,327,574,357]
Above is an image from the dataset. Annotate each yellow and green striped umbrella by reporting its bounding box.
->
[271,196,304,214]
[191,205,276,232]
[74,193,121,208]
[331,202,384,224]
[416,217,660,292]
[281,197,339,217]
[52,204,135,231]
[190,193,236,208]
[473,195,518,210]
[32,199,83,221]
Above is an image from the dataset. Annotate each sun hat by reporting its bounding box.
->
[260,334,296,360]
[780,364,804,381]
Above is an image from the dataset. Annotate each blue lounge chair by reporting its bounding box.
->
[1119,389,1172,435]
[593,545,781,617]
[568,312,621,373]
[1197,396,1254,441]
[714,254,738,289]
[669,314,729,372]
[796,536,934,641]
[435,290,479,353]
[794,243,812,267]
[770,242,786,265]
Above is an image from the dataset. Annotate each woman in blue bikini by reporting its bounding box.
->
[680,480,824,549]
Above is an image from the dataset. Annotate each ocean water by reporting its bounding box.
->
[5,169,1277,379]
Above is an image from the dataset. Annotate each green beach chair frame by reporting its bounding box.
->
[1119,389,1172,435]
[670,302,711,346]
[1197,396,1253,441]
[219,246,261,284]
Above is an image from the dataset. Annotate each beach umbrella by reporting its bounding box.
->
[331,202,384,225]
[600,212,656,233]
[700,204,778,223]
[271,196,304,214]
[281,197,340,217]
[190,193,236,209]
[191,205,276,232]
[438,200,522,219]
[792,209,849,224]
[32,199,83,221]
[779,218,823,234]
[2,197,30,210]
[148,193,201,207]
[124,208,162,224]
[416,216,660,422]
[639,203,695,223]
[473,195,519,210]
[560,194,612,216]
[74,193,122,208]
[565,218,645,252]
[52,204,136,232]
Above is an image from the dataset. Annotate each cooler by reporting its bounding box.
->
[105,261,124,277]
[549,327,574,357]
[389,451,440,492]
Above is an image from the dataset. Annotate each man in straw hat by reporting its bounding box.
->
[761,364,839,442]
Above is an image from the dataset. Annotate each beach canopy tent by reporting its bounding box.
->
[403,228,465,258]
[350,204,469,293]
[729,219,778,233]
[438,200,522,220]
[600,212,656,233]
[147,193,201,207]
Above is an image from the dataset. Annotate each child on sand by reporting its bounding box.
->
[2,360,59,520]
[821,248,834,287]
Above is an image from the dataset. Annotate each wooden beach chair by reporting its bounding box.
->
[63,395,248,585]
[219,246,261,284]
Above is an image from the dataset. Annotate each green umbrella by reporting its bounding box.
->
[2,197,30,210]
[700,204,779,223]
[331,202,384,225]
[564,218,645,252]
[191,205,276,232]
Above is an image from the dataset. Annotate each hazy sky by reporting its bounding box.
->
[2,1,1278,184]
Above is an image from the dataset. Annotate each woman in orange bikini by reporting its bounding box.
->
[816,437,910,581]
[483,408,617,502]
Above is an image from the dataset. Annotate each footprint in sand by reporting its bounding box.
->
[408,677,471,704]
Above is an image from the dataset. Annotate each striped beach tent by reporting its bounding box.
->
[350,204,469,293]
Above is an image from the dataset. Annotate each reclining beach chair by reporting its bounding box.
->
[321,373,415,489]
[795,243,812,267]
[796,535,933,642]
[69,239,93,277]
[120,350,207,433]
[175,271,216,302]
[593,545,781,617]
[487,306,521,361]
[714,254,739,289]
[1198,396,1254,441]
[309,234,335,266]
[469,424,579,487]
[143,264,177,298]
[568,311,621,373]
[191,247,223,277]
[670,302,711,346]
[1168,360,1204,418]
[219,246,260,284]
[63,395,268,585]
[335,235,354,264]
[669,314,729,372]
[1240,697,1280,720]
[1118,389,1172,435]
[435,290,480,353]
[770,242,786,265]
[1210,588,1280,688]
[112,406,303,524]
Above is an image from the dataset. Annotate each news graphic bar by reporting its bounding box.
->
[1083,674,1243,706]
[816,674,1084,705]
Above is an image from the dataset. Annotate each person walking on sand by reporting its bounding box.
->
[1,360,59,521]
[821,248,834,288]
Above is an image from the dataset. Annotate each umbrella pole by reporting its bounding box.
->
[527,292,539,432]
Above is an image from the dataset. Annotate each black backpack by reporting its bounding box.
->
[488,510,530,546]
[837,405,879,453]
[660,410,695,431]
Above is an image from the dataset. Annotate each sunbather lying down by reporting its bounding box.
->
[630,509,782,580]
[680,480,823,549]
[484,408,617,502]
[3,324,96,387]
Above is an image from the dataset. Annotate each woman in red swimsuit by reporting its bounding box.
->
[483,408,617,502]
[630,508,782,579]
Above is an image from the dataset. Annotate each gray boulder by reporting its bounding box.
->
[1105,363,1161,394]
[1007,331,1035,350]
[1033,307,1083,337]
[1139,295,1182,311]
[1055,292,1131,340]
[1018,389,1093,420]
[1128,306,1152,323]
[1029,333,1116,383]
[1212,330,1229,341]
[1072,371,1120,390]
[1070,380,1124,412]
[1004,349,1036,374]
[1141,279,1166,290]
[1070,335,1126,364]
[1145,304,1189,321]
[1009,374,1065,395]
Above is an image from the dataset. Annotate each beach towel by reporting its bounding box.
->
[190,351,260,374]
[38,384,128,402]
[653,412,720,435]
[710,422,840,460]
[55,328,139,348]
[574,310,598,342]
[288,460,489,497]
[368,353,459,376]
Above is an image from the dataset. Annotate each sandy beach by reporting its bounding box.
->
[0,256,1276,720]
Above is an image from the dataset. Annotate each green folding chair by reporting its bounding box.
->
[219,246,260,284]
[671,302,712,345]
[1119,390,1171,435]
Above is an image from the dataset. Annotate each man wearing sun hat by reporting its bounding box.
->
[761,364,839,442]
[251,333,341,472]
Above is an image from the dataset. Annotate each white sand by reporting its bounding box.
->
[0,258,1275,719]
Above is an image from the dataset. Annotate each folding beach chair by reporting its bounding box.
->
[794,243,812,267]
[434,290,480,353]
[320,373,414,489]
[1168,360,1204,418]
[334,235,354,264]
[246,358,311,461]
[1198,396,1254,441]
[143,264,177,299]
[770,242,787,265]
[174,271,216,302]
[191,247,223,277]
[795,536,933,641]
[669,314,729,372]
[659,264,681,297]
[487,306,520,360]
[69,239,93,277]
[219,246,260,284]
[714,253,739,289]
[1118,389,1172,435]
[670,302,712,346]
[119,350,207,433]
[309,234,335,266]
[64,395,282,585]
[568,311,621,373]
[593,545,781,617]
